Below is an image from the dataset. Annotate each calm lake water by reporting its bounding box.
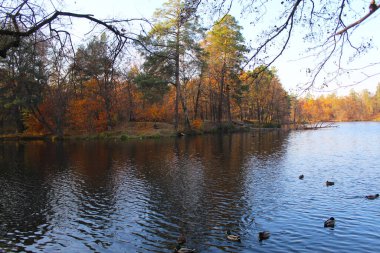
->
[1,122,380,252]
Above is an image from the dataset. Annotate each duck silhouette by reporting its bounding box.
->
[259,231,270,241]
[324,217,335,228]
[226,230,241,242]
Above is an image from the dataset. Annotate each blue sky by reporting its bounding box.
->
[64,0,380,96]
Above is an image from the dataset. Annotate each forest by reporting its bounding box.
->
[1,0,379,137]
[293,87,380,124]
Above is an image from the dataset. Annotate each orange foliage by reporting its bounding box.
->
[66,79,108,133]
[23,112,46,135]
[67,98,107,133]
[295,89,380,123]
[191,119,203,130]
[138,103,167,121]
[134,87,175,122]
[23,95,57,135]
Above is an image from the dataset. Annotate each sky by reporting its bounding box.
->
[63,0,380,97]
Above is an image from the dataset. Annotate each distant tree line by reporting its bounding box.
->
[291,85,380,124]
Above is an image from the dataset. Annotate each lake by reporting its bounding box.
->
[0,122,379,252]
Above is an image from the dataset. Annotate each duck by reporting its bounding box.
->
[326,181,335,186]
[258,231,270,241]
[324,217,335,228]
[299,174,304,180]
[226,230,241,242]
[173,244,196,253]
[365,194,379,200]
[177,233,186,245]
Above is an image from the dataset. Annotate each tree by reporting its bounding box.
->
[41,41,74,137]
[374,83,380,117]
[70,34,118,130]
[203,14,246,125]
[0,34,48,133]
[134,73,170,104]
[241,66,289,126]
[139,0,203,130]
[122,66,140,122]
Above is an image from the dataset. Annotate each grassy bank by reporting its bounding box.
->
[0,121,282,141]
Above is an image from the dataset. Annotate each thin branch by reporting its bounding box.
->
[335,3,380,36]
[243,0,302,69]
[0,10,149,58]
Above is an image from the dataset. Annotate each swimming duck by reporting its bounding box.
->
[177,233,186,245]
[173,244,195,253]
[226,230,241,242]
[299,174,304,180]
[258,231,270,241]
[365,194,379,200]
[326,181,334,186]
[324,217,335,227]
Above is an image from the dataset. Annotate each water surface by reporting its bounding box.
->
[1,122,379,252]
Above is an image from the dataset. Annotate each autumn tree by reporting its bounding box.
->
[203,14,246,125]
[70,34,119,130]
[374,84,380,118]
[241,66,289,126]
[134,73,170,105]
[0,35,48,133]
[293,87,380,123]
[121,66,140,122]
[41,41,73,137]
[139,0,204,130]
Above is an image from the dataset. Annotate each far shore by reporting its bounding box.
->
[0,121,286,141]
[3,120,375,141]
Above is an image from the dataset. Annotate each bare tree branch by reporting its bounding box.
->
[0,4,149,58]
[243,0,302,69]
[335,3,380,36]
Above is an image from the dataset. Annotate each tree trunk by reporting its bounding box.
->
[174,21,180,130]
[180,92,191,131]
[105,97,112,131]
[238,104,243,121]
[55,95,64,138]
[14,106,25,133]
[29,106,55,134]
[218,61,226,125]
[226,83,232,125]
[127,84,135,121]
[210,89,215,122]
[194,79,202,119]
[103,81,113,131]
[55,115,63,138]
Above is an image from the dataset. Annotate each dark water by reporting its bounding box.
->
[1,122,379,252]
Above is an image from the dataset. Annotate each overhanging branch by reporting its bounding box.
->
[335,4,380,36]
[0,10,148,58]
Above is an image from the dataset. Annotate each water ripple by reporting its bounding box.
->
[1,123,380,252]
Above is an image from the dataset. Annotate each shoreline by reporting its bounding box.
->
[0,121,284,141]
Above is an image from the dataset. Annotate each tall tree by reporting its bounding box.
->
[204,14,246,125]
[0,35,48,133]
[140,0,203,130]
[70,34,118,130]
[241,66,289,126]
[43,41,73,137]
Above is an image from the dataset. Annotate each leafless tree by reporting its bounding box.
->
[0,0,147,58]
